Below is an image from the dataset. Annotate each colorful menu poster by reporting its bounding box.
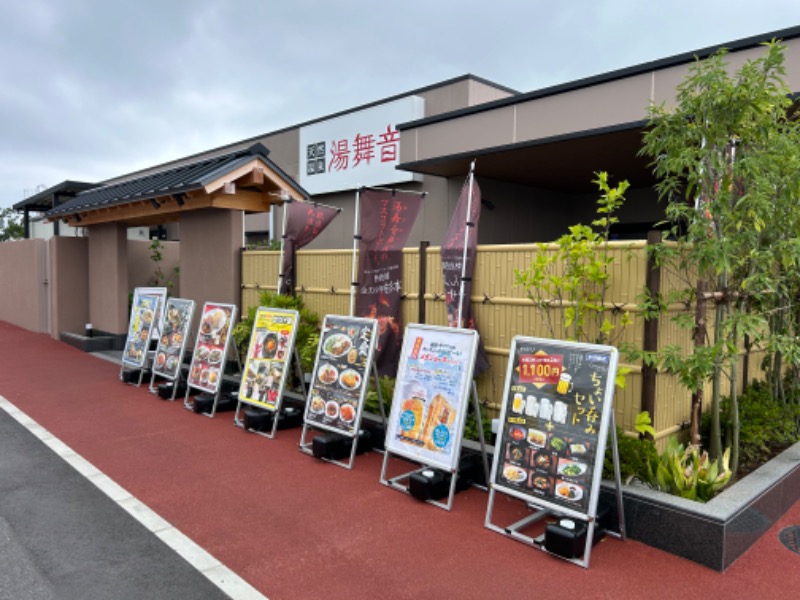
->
[490,336,618,515]
[187,302,236,394]
[304,315,377,437]
[385,324,479,471]
[238,307,299,411]
[152,298,195,380]
[122,293,161,368]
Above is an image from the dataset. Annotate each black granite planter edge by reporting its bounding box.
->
[601,440,800,571]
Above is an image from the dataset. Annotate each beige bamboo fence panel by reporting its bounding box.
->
[241,241,771,438]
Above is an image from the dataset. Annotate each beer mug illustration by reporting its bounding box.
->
[525,395,538,417]
[556,372,572,395]
[512,393,525,414]
[539,397,553,421]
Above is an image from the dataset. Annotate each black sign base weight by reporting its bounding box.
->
[311,430,373,461]
[408,453,484,501]
[193,393,237,414]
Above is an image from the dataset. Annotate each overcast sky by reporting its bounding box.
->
[1,0,798,209]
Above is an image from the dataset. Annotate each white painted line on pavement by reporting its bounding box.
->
[0,395,268,600]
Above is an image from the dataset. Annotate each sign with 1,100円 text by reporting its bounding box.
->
[238,307,299,411]
[385,324,479,472]
[490,336,618,516]
[187,303,236,394]
[152,298,195,381]
[304,315,377,437]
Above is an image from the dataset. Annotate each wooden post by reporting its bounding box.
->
[640,230,662,430]
[418,241,429,324]
[691,280,708,445]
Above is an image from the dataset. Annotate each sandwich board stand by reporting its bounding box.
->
[484,336,626,569]
[298,315,378,469]
[183,302,238,418]
[120,287,168,386]
[148,298,195,400]
[380,323,484,511]
[233,307,302,438]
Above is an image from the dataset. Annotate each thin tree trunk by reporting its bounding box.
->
[691,280,708,445]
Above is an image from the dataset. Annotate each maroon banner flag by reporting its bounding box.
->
[355,189,424,376]
[280,201,339,294]
[441,175,490,375]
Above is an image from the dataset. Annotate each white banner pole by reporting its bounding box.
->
[457,161,476,328]
[276,198,291,294]
[349,186,361,317]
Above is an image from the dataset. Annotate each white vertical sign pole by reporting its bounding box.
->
[349,186,361,317]
[456,161,476,328]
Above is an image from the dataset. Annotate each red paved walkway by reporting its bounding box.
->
[1,321,798,599]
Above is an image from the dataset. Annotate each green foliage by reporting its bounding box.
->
[0,207,23,241]
[603,428,658,484]
[634,411,656,438]
[364,375,396,416]
[640,41,800,469]
[232,292,321,373]
[246,239,282,251]
[644,436,732,502]
[148,238,179,293]
[702,381,800,475]
[514,172,632,347]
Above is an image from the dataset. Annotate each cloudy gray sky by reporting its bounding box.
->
[2,0,798,208]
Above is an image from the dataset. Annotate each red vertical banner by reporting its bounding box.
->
[280,201,339,294]
[355,189,424,376]
[441,176,490,375]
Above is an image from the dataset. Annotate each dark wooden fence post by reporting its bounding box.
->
[418,241,429,324]
[641,230,662,429]
[691,280,708,445]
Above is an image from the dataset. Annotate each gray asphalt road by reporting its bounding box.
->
[0,409,231,600]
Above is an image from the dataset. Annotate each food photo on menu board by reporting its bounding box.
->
[494,338,616,512]
[123,294,160,367]
[187,303,235,393]
[305,316,376,436]
[152,298,194,380]
[239,308,298,411]
[386,325,478,470]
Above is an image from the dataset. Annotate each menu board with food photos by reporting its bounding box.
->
[152,298,195,380]
[238,307,299,411]
[385,324,479,472]
[490,336,618,515]
[186,302,237,394]
[304,315,377,437]
[122,292,162,368]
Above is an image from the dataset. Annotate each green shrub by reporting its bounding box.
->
[645,436,732,502]
[702,381,800,476]
[603,429,658,483]
[233,292,321,373]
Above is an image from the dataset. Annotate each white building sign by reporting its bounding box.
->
[299,96,424,195]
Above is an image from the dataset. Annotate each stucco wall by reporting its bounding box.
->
[49,236,89,337]
[88,223,128,335]
[0,239,47,332]
[128,239,180,295]
[180,209,242,330]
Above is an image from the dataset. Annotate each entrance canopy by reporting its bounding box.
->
[45,143,308,228]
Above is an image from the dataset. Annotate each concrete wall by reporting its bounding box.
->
[88,223,129,335]
[180,209,242,330]
[49,236,89,337]
[0,239,47,332]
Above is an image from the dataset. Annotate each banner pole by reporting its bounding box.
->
[349,186,361,317]
[457,161,476,328]
[277,199,291,294]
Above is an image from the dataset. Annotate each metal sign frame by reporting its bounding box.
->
[148,298,195,399]
[298,315,379,469]
[182,302,238,418]
[484,335,626,568]
[233,307,301,438]
[379,323,479,510]
[120,286,167,384]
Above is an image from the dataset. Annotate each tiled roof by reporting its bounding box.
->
[46,143,306,218]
